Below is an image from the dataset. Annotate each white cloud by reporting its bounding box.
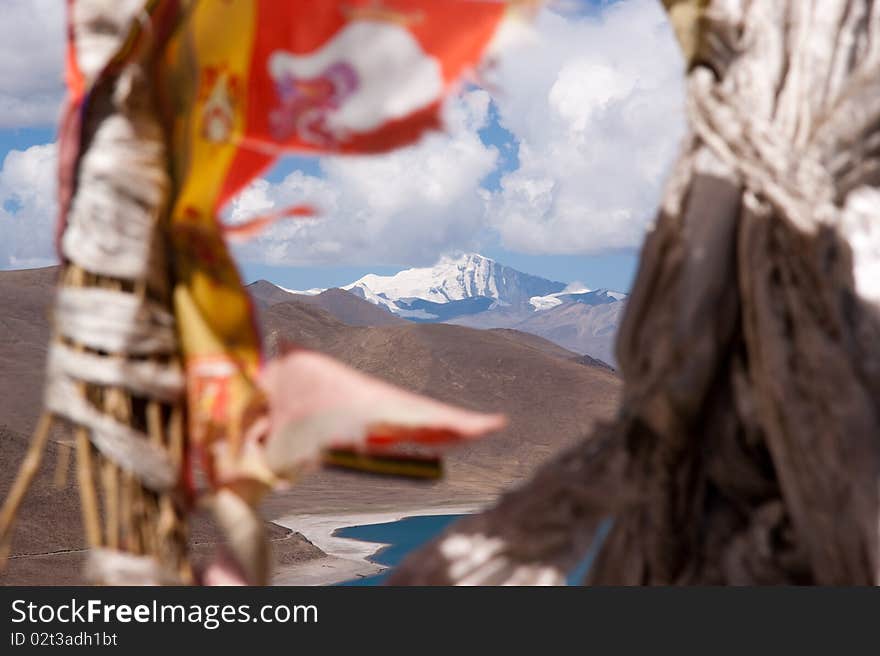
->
[229,90,499,267]
[0,143,59,268]
[487,0,686,254]
[0,0,66,128]
[0,92,498,271]
[230,0,685,266]
[0,0,686,271]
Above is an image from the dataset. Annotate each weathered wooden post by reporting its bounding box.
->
[0,0,519,585]
[390,0,880,585]
[0,0,193,584]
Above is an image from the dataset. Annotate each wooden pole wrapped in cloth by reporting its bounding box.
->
[0,0,526,585]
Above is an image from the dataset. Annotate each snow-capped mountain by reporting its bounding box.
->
[254,252,628,366]
[342,253,567,321]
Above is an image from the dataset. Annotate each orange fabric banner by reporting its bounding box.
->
[159,0,512,481]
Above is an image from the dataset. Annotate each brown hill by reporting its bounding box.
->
[255,302,621,517]
[300,288,405,327]
[574,353,617,372]
[260,298,354,353]
[0,266,621,581]
[486,327,584,361]
[508,300,624,367]
[247,279,300,306]
[247,281,404,327]
[0,266,56,435]
[446,298,624,367]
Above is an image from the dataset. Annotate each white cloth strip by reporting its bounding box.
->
[45,376,177,492]
[840,187,880,308]
[62,114,169,281]
[79,115,168,208]
[55,287,176,356]
[84,548,179,586]
[72,0,146,83]
[47,342,184,402]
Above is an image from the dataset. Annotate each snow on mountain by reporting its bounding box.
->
[343,253,566,309]
[259,254,625,318]
[530,287,627,311]
[336,253,628,328]
[345,282,439,320]
[529,284,591,311]
[277,285,324,296]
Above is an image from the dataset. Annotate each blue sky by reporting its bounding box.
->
[0,0,684,293]
[244,91,642,291]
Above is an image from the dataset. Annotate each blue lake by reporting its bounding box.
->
[336,514,463,586]
[335,513,612,585]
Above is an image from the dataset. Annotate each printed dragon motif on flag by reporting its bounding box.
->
[267,20,443,147]
[268,61,358,145]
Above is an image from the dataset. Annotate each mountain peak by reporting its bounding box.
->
[343,252,566,312]
[246,254,627,364]
[438,251,496,266]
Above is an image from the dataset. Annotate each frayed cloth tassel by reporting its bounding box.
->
[84,548,181,586]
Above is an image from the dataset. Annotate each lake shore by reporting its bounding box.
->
[272,503,483,586]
